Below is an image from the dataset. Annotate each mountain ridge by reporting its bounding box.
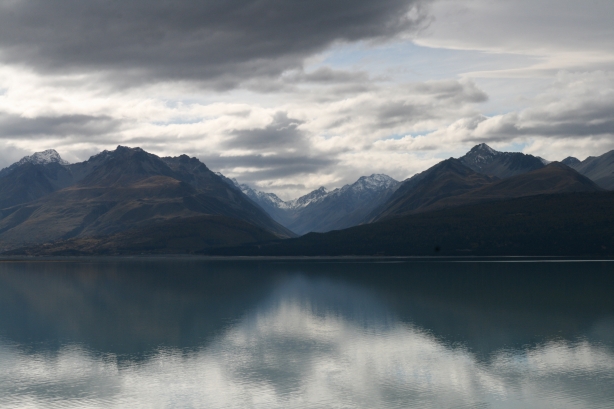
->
[2,143,614,255]
[0,146,293,251]
[564,150,614,189]
[234,174,400,235]
[459,143,545,178]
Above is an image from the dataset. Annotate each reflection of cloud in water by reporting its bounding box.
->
[0,278,613,409]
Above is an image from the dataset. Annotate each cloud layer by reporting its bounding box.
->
[0,0,428,88]
[0,0,612,198]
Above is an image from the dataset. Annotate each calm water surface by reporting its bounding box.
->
[0,258,613,408]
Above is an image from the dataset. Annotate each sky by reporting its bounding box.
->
[0,0,612,199]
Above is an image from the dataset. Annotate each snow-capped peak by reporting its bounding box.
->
[17,149,69,166]
[351,174,398,191]
[470,143,499,156]
[230,174,398,212]
[287,186,329,209]
[460,143,502,167]
[238,182,289,209]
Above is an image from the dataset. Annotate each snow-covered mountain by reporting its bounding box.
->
[231,174,400,235]
[0,149,69,179]
[0,149,74,208]
[18,149,70,166]
[241,183,288,208]
[459,143,545,178]
[286,186,329,209]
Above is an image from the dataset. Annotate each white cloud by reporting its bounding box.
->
[417,0,614,75]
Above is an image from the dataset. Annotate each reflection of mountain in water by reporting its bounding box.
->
[0,260,613,408]
[1,260,613,355]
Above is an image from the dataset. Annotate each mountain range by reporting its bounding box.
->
[2,143,614,256]
[0,146,292,252]
[562,151,614,189]
[233,174,400,235]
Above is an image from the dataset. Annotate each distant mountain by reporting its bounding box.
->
[561,157,581,166]
[0,149,74,209]
[369,159,497,222]
[234,174,400,235]
[564,150,614,190]
[0,149,69,179]
[208,192,614,257]
[0,146,293,250]
[286,174,399,235]
[232,181,295,227]
[459,143,545,178]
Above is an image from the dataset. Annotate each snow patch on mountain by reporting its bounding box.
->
[0,149,70,178]
[231,173,399,213]
[287,187,329,209]
[462,143,501,168]
[334,174,399,196]
[17,149,69,166]
[238,182,290,209]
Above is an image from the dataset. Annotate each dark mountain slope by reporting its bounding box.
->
[460,143,545,178]
[370,159,496,222]
[0,146,293,249]
[8,215,279,256]
[71,146,177,187]
[0,149,75,209]
[412,162,603,214]
[208,192,614,257]
[562,157,581,166]
[566,150,614,190]
[0,162,74,209]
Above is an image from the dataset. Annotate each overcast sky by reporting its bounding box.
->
[0,0,612,199]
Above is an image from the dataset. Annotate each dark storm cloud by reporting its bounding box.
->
[0,113,121,139]
[0,0,429,88]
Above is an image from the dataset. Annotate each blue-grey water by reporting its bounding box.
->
[0,258,613,408]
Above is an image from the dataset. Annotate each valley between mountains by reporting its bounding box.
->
[1,143,613,256]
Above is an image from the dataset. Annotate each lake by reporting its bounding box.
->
[0,258,613,408]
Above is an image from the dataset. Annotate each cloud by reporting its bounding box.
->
[0,0,430,89]
[283,67,371,85]
[205,112,339,189]
[0,75,489,198]
[225,112,307,151]
[469,72,614,143]
[0,113,121,139]
[204,153,338,184]
[381,71,614,162]
[417,0,614,75]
